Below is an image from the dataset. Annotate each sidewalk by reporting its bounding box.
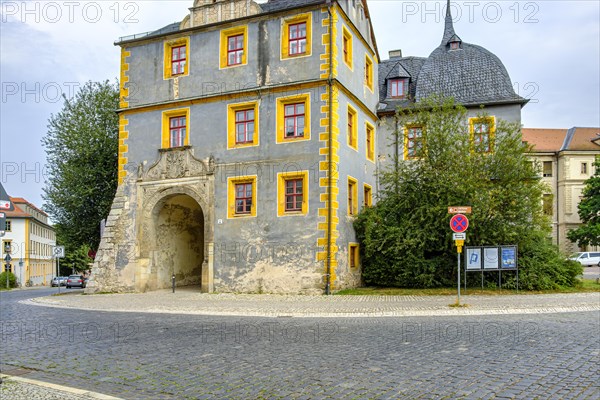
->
[27,289,600,318]
[0,374,121,400]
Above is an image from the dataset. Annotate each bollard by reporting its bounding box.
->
[172,274,175,293]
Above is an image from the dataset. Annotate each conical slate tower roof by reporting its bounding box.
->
[414,0,526,106]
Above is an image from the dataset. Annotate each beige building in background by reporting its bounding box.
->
[522,127,600,254]
[1,197,56,286]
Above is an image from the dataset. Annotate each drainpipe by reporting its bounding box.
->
[555,152,560,248]
[325,0,333,295]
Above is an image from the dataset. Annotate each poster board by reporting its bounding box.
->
[483,247,499,269]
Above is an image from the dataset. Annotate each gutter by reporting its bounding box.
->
[325,0,333,295]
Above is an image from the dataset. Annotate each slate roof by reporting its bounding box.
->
[378,0,527,114]
[378,56,427,113]
[415,42,526,105]
[148,22,181,39]
[120,0,329,43]
[260,0,326,13]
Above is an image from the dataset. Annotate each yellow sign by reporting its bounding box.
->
[455,240,464,247]
[457,245,463,254]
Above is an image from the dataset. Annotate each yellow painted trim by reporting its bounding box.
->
[469,116,496,153]
[119,81,324,116]
[320,7,338,79]
[363,183,372,208]
[163,37,190,80]
[276,93,311,144]
[316,79,340,289]
[227,100,260,149]
[364,54,374,92]
[277,170,309,217]
[347,175,358,216]
[335,4,377,61]
[342,25,353,70]
[365,121,375,162]
[161,108,191,149]
[346,104,358,151]
[281,13,312,60]
[227,175,257,219]
[349,242,360,269]
[404,125,425,160]
[119,48,131,109]
[118,115,129,185]
[220,25,248,69]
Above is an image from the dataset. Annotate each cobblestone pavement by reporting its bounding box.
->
[1,288,599,399]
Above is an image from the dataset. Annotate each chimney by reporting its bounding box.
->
[389,49,402,58]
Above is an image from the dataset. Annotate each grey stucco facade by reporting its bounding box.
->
[87,0,379,294]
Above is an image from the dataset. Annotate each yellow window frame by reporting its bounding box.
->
[365,54,374,91]
[227,175,257,219]
[404,125,425,160]
[281,13,312,59]
[162,108,190,149]
[366,121,375,162]
[220,25,248,69]
[342,26,353,70]
[276,93,311,143]
[363,184,372,208]
[347,105,358,151]
[277,170,309,217]
[347,176,358,216]
[227,101,259,149]
[163,37,190,79]
[469,116,496,153]
[349,243,360,269]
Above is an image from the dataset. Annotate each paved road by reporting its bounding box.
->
[1,288,599,399]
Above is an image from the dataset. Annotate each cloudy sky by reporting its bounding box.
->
[1,0,599,212]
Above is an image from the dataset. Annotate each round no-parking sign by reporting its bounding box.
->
[450,214,469,233]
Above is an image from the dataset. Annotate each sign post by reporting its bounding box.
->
[4,254,12,289]
[53,246,65,293]
[450,213,469,305]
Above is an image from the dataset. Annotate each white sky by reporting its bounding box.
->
[1,0,599,211]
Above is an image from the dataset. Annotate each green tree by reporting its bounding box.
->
[42,80,119,253]
[61,244,93,275]
[355,96,581,290]
[567,157,600,248]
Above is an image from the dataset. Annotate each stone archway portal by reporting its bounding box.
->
[154,194,204,290]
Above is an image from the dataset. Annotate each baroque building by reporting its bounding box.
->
[88,0,379,294]
[522,127,600,253]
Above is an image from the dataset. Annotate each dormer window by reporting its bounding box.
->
[389,78,408,98]
[450,41,460,50]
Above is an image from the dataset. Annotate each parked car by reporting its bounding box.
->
[66,275,86,289]
[569,252,600,267]
[51,276,67,287]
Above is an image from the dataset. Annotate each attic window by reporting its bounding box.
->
[450,41,460,50]
[389,79,408,98]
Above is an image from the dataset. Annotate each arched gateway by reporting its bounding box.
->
[86,148,215,294]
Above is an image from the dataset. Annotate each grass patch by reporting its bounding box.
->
[448,301,470,308]
[336,280,600,296]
